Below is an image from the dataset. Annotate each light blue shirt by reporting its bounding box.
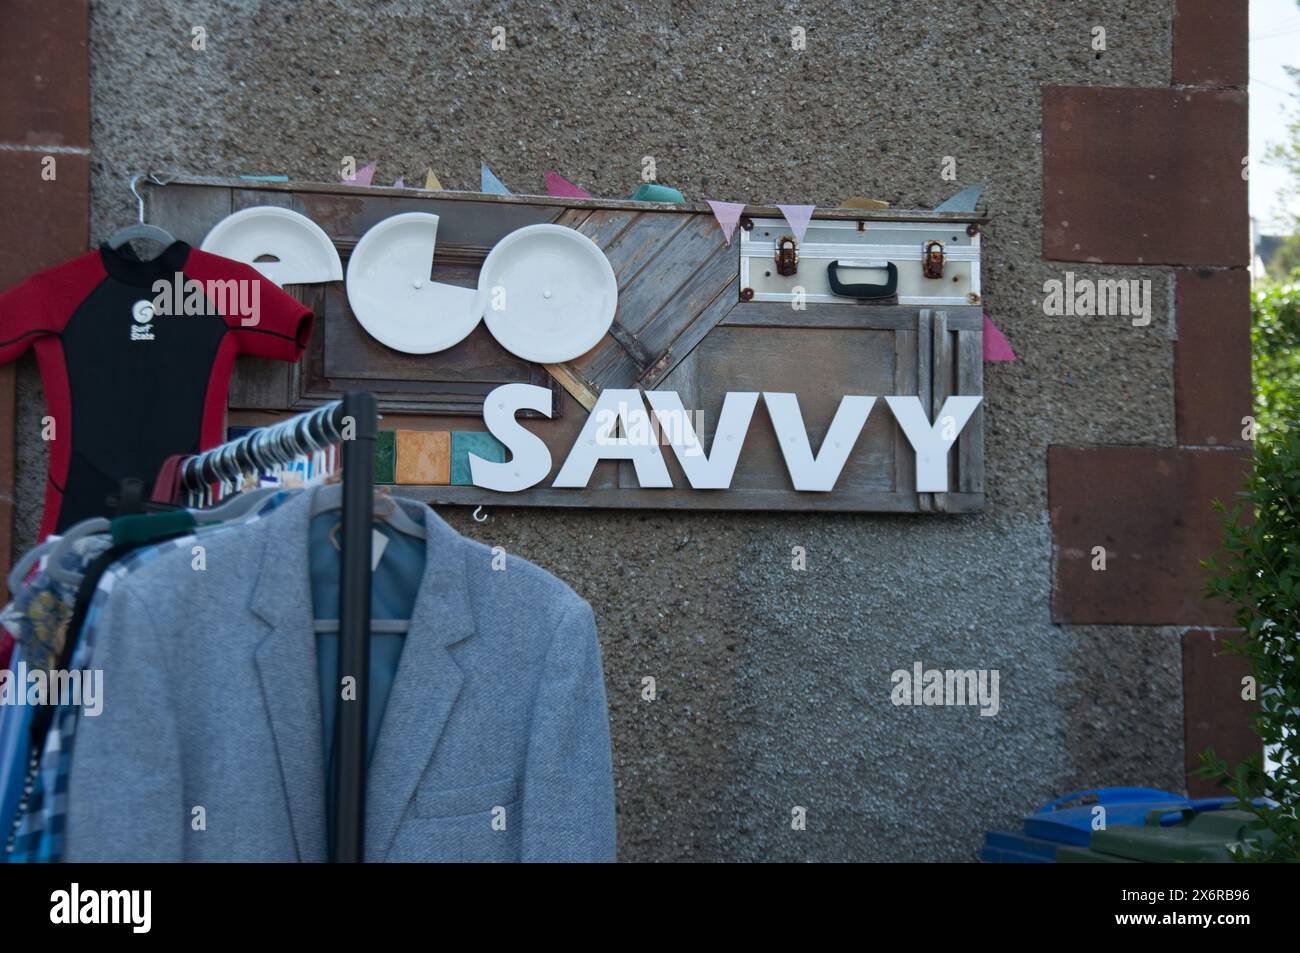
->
[0,646,36,853]
[309,514,424,850]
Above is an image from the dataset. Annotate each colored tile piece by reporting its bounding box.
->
[451,431,507,486]
[373,430,396,484]
[395,430,450,485]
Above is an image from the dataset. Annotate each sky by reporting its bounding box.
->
[1251,0,1300,231]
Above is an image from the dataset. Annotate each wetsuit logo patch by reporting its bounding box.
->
[130,300,155,341]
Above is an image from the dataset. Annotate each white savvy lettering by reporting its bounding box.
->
[471,384,981,494]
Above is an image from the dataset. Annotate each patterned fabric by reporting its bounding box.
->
[0,647,36,855]
[0,535,109,861]
[5,494,288,863]
[5,545,161,862]
[0,534,111,671]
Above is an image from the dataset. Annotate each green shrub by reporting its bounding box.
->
[1201,427,1300,861]
[1252,282,1300,437]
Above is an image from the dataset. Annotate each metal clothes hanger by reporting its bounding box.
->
[192,404,338,521]
[182,427,280,514]
[189,439,276,523]
[105,172,176,255]
[311,487,425,634]
[302,403,425,541]
[7,538,62,592]
[45,517,112,585]
[180,401,422,539]
[310,481,426,541]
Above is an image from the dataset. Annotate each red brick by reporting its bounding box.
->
[1173,0,1248,88]
[1050,446,1250,625]
[0,151,89,288]
[1175,269,1252,447]
[0,0,91,589]
[0,150,85,581]
[0,0,90,147]
[1182,629,1259,797]
[1043,86,1248,266]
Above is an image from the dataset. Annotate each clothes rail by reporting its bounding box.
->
[179,393,377,863]
[178,399,345,500]
[334,391,376,863]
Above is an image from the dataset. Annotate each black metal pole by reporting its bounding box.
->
[333,391,375,863]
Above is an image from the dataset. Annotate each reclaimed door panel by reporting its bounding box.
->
[147,178,984,512]
[552,211,740,402]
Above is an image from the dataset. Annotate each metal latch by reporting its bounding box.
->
[775,235,799,276]
[922,240,945,279]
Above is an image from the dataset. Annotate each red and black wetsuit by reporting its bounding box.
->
[0,241,313,539]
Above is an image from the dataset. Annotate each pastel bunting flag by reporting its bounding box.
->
[776,203,815,242]
[481,162,511,195]
[424,168,443,190]
[544,170,592,199]
[705,200,746,243]
[983,314,1016,362]
[392,176,405,189]
[343,161,376,186]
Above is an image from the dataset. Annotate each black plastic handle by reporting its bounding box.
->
[826,260,898,299]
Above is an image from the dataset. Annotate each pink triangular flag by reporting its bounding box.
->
[776,203,815,242]
[343,161,376,186]
[705,200,746,243]
[983,314,1016,362]
[392,175,405,189]
[544,170,592,199]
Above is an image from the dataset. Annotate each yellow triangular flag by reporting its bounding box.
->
[424,168,443,191]
[840,195,890,210]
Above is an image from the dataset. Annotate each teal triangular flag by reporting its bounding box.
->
[481,162,511,195]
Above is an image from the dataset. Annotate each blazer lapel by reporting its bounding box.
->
[365,507,475,862]
[250,490,329,863]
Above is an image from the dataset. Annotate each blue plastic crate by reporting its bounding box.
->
[1023,787,1193,847]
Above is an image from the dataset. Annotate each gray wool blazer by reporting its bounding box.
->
[64,486,616,862]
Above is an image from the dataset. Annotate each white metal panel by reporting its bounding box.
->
[740,217,982,307]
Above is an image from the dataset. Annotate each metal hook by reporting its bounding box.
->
[129,173,147,224]
[128,171,173,224]
[472,506,488,523]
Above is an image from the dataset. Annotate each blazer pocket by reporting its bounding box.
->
[415,777,519,819]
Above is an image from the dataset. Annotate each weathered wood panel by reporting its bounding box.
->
[552,210,743,400]
[407,486,980,513]
[958,328,985,495]
[148,177,985,512]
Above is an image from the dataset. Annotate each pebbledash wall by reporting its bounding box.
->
[0,0,1254,861]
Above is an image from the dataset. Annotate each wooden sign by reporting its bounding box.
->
[146,176,986,513]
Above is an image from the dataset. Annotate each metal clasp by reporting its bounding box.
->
[775,235,799,276]
[923,240,945,279]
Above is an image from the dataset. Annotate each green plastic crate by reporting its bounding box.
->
[1085,808,1271,863]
